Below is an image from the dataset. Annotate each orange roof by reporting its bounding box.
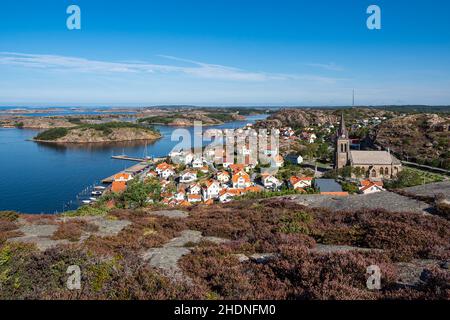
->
[161,192,174,198]
[114,173,131,180]
[111,181,126,193]
[220,188,242,196]
[188,194,202,200]
[156,162,173,170]
[204,199,214,205]
[218,171,230,177]
[179,200,192,207]
[229,164,245,173]
[244,186,261,193]
[275,155,284,162]
[205,179,219,187]
[232,171,251,183]
[290,176,313,185]
[360,182,384,192]
[361,179,383,187]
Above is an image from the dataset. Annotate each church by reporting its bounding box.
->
[335,114,402,179]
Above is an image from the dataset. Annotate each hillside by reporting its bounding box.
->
[33,122,161,143]
[255,107,396,129]
[0,182,449,299]
[137,111,244,126]
[372,113,450,169]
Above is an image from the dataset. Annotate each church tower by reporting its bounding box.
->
[335,113,350,169]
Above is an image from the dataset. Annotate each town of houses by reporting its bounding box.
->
[107,114,396,207]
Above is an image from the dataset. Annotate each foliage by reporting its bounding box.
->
[34,122,158,141]
[341,182,359,194]
[64,205,109,217]
[35,127,69,141]
[122,179,161,208]
[384,168,426,189]
[207,113,235,122]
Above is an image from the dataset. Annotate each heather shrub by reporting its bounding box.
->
[52,220,99,242]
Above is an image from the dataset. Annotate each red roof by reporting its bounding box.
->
[111,181,126,193]
[290,176,313,186]
[232,171,251,183]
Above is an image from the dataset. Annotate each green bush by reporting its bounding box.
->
[35,127,69,141]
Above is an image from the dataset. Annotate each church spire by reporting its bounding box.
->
[338,112,348,138]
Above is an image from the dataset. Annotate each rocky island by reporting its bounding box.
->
[33,122,161,143]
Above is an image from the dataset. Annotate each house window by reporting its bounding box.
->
[380,167,384,175]
[371,169,377,177]
[385,167,389,175]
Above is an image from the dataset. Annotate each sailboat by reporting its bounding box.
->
[143,142,152,160]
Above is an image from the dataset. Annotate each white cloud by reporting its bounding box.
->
[0,52,342,83]
[306,62,344,71]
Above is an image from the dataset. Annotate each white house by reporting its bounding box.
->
[160,168,175,180]
[261,174,282,189]
[146,170,157,179]
[218,189,242,203]
[192,157,204,168]
[202,179,221,200]
[359,180,385,194]
[289,176,313,190]
[188,183,202,195]
[179,170,197,183]
[217,171,230,184]
[174,189,186,202]
[296,155,304,165]
[187,194,202,203]
[273,155,284,167]
[232,171,251,189]
[308,133,317,144]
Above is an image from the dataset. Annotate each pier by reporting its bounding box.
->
[111,155,147,162]
[102,154,168,184]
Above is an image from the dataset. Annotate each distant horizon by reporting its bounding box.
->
[1,1,450,106]
[1,104,450,110]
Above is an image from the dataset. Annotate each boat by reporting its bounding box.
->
[89,197,98,201]
[82,200,91,204]
[91,191,103,196]
[94,186,106,190]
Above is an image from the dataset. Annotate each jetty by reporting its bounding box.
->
[102,154,169,184]
[111,155,147,162]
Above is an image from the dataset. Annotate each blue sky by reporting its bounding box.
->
[0,0,449,106]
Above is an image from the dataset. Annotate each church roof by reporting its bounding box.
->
[338,113,348,138]
[349,151,401,165]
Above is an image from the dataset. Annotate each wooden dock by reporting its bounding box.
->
[111,155,147,162]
